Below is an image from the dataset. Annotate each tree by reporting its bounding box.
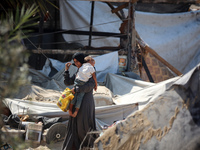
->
[0,4,38,149]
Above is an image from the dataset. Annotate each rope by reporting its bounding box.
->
[29,18,129,38]
[25,33,127,47]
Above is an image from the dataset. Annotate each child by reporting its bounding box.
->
[70,56,97,117]
[84,56,97,90]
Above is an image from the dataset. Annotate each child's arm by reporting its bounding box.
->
[92,72,97,91]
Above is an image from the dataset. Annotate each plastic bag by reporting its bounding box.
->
[57,88,74,112]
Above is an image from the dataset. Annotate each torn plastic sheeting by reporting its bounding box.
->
[3,99,138,127]
[104,73,155,96]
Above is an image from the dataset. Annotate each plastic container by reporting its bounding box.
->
[118,55,127,72]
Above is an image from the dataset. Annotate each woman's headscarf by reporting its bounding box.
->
[72,52,85,64]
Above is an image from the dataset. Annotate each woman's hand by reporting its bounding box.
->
[65,62,72,71]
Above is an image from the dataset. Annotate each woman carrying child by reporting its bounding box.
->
[62,53,97,150]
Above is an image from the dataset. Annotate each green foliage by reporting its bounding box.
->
[0,4,38,149]
[0,4,38,99]
[2,0,58,16]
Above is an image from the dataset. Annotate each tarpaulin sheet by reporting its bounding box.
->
[113,76,180,110]
[110,57,199,111]
[3,98,138,129]
[60,0,200,75]
[135,10,200,74]
[104,73,154,95]
[59,1,121,47]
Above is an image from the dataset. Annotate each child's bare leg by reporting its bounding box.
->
[92,72,98,91]
[69,104,73,117]
[72,108,79,117]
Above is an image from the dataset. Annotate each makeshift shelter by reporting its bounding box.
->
[2,59,200,149]
[2,52,140,127]
[59,0,200,82]
[1,0,200,148]
[17,0,199,82]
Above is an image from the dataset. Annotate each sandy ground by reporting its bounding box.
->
[24,141,63,150]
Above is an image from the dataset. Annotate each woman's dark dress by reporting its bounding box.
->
[62,71,96,150]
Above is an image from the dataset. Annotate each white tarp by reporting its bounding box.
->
[95,51,118,82]
[104,73,155,96]
[135,11,200,74]
[3,98,138,129]
[60,0,200,75]
[111,63,199,111]
[113,76,180,110]
[59,1,120,47]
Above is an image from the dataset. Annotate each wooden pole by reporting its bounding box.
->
[31,49,115,55]
[127,1,138,73]
[127,1,132,71]
[136,32,182,76]
[106,2,123,20]
[111,3,129,14]
[131,3,138,72]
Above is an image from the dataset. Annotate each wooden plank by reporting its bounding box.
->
[130,3,137,72]
[136,32,182,76]
[27,29,126,38]
[81,0,199,4]
[59,30,125,38]
[143,45,182,76]
[111,3,129,13]
[138,0,200,3]
[31,49,119,55]
[106,2,123,20]
[81,0,132,2]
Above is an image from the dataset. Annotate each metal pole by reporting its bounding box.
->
[37,9,44,70]
[89,2,95,47]
[142,56,154,83]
